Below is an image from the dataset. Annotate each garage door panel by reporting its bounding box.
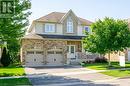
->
[48,51,54,54]
[36,51,43,55]
[47,50,63,66]
[25,51,43,67]
[56,51,62,54]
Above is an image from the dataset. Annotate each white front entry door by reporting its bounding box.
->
[67,45,76,59]
[47,50,63,66]
[25,51,43,67]
[128,51,130,61]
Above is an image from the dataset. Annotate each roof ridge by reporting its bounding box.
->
[35,11,93,25]
[35,12,66,21]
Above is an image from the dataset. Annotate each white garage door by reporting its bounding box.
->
[128,51,130,61]
[25,51,43,67]
[47,50,63,66]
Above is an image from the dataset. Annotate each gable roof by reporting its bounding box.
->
[28,10,93,32]
[35,11,93,25]
[35,12,65,23]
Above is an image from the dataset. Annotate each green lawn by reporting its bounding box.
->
[82,62,130,70]
[0,78,31,86]
[83,62,130,77]
[101,69,130,78]
[0,64,25,77]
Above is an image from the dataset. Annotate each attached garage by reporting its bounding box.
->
[25,51,43,67]
[47,49,64,66]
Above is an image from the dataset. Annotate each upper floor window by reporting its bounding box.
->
[84,26,91,33]
[45,24,55,33]
[67,17,73,33]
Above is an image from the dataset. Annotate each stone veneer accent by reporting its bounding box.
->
[21,39,82,65]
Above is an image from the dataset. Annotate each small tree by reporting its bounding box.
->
[0,47,11,67]
[83,17,130,66]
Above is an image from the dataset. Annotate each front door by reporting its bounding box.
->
[67,45,75,59]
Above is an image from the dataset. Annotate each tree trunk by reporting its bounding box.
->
[108,53,111,66]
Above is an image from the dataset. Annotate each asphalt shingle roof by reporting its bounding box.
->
[23,34,85,40]
[37,34,85,40]
[35,12,92,25]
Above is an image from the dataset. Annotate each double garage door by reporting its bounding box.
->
[25,50,63,67]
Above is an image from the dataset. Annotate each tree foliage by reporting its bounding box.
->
[83,17,130,55]
[0,47,11,67]
[0,0,31,62]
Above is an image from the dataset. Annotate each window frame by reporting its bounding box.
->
[66,17,73,33]
[67,45,75,54]
[84,26,91,33]
[45,23,55,33]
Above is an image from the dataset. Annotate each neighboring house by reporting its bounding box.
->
[20,10,96,67]
[105,19,130,62]
[125,19,130,61]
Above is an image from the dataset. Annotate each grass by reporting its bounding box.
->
[0,78,31,86]
[83,62,130,77]
[102,69,130,78]
[82,62,130,70]
[0,63,25,77]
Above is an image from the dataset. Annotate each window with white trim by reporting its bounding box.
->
[45,24,55,33]
[84,26,91,33]
[67,17,73,33]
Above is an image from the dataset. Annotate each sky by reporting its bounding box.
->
[29,0,130,24]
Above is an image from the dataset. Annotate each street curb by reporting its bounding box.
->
[0,76,27,79]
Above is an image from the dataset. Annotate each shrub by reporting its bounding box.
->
[94,57,108,63]
[0,47,11,67]
[80,60,95,66]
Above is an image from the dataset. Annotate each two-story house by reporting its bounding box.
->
[20,10,93,67]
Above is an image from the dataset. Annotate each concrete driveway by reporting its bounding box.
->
[25,65,130,86]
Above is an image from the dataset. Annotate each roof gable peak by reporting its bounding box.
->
[60,9,78,23]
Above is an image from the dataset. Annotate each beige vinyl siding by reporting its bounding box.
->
[56,24,63,34]
[77,25,86,36]
[63,13,78,36]
[30,26,35,34]
[35,23,44,34]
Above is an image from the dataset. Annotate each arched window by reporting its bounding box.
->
[67,17,73,33]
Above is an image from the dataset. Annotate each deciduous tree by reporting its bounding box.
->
[83,17,130,66]
[0,0,31,62]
